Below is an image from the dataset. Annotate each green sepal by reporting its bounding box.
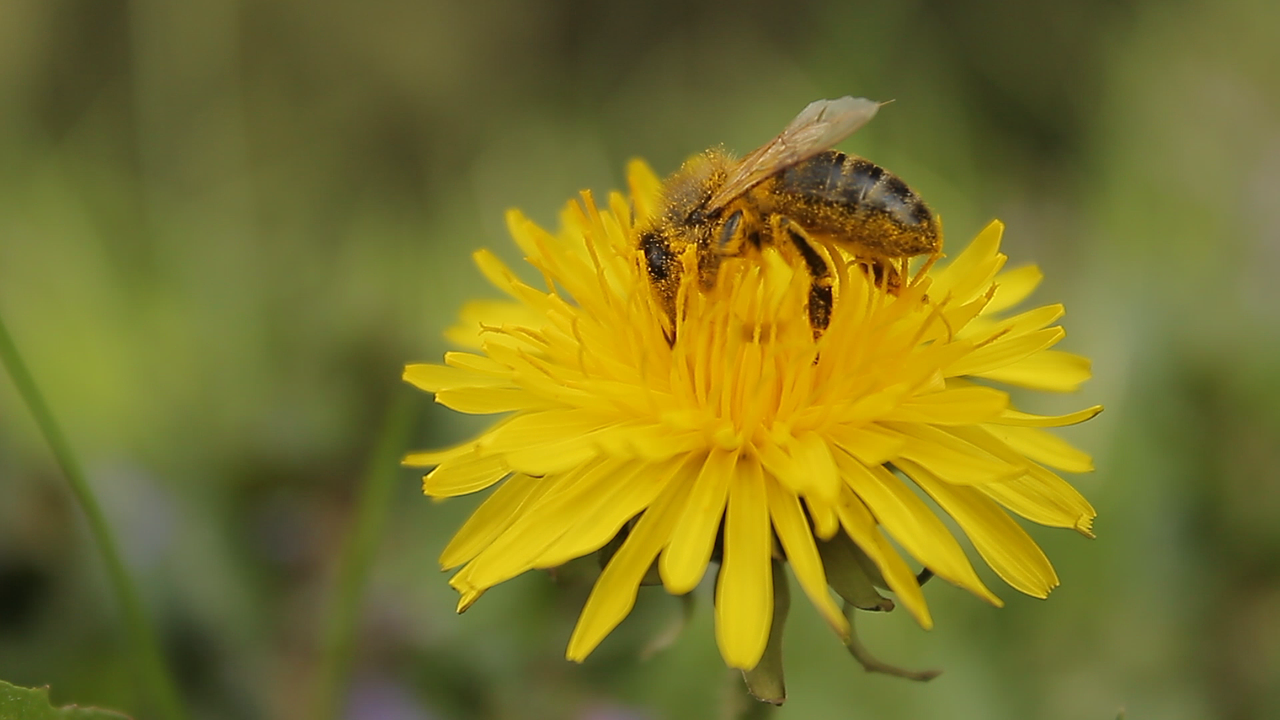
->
[852,542,891,590]
[818,532,894,612]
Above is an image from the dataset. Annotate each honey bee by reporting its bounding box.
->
[638,97,941,337]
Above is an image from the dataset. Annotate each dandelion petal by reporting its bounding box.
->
[766,475,848,636]
[836,452,1002,606]
[567,479,688,661]
[899,459,1059,598]
[661,449,735,595]
[715,460,773,670]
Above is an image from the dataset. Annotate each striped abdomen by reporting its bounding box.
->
[754,150,940,258]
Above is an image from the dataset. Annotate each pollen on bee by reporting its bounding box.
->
[635,97,943,341]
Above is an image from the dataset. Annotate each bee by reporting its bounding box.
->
[638,97,941,338]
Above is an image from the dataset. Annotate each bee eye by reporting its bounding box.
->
[718,210,743,250]
[641,233,671,280]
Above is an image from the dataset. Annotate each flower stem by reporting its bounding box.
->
[0,314,187,720]
[313,390,415,720]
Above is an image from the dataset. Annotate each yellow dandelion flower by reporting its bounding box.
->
[405,159,1099,692]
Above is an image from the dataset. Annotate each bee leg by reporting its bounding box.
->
[865,258,903,295]
[716,209,745,254]
[780,219,833,336]
[695,209,746,292]
[640,230,680,344]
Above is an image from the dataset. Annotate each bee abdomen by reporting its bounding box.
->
[776,151,935,231]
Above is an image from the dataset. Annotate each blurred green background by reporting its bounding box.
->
[2,1,1278,719]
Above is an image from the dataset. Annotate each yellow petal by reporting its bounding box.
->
[826,386,911,427]
[945,426,1097,535]
[930,220,1005,303]
[567,473,691,662]
[834,490,932,628]
[435,386,548,414]
[444,300,544,349]
[439,473,544,569]
[501,439,600,476]
[627,159,663,224]
[884,422,1026,485]
[990,405,1103,427]
[898,459,1059,598]
[443,351,511,375]
[791,431,842,504]
[479,409,611,454]
[883,386,1010,425]
[505,207,555,262]
[805,497,840,540]
[477,409,611,474]
[764,475,848,637]
[607,191,635,243]
[827,423,907,466]
[984,425,1094,473]
[715,459,773,670]
[402,441,475,468]
[593,422,704,463]
[455,586,485,613]
[661,449,735,594]
[892,338,978,390]
[473,247,550,309]
[461,459,621,589]
[961,304,1063,347]
[835,451,1002,606]
[985,303,1064,338]
[985,264,1043,314]
[919,291,994,345]
[423,451,509,497]
[403,363,507,393]
[535,458,681,568]
[945,327,1065,377]
[755,441,799,493]
[971,351,1092,392]
[982,471,1097,536]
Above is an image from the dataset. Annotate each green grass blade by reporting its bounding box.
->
[313,390,415,720]
[0,315,187,720]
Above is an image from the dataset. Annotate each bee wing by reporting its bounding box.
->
[706,96,881,212]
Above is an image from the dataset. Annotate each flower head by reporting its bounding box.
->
[405,160,1099,692]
